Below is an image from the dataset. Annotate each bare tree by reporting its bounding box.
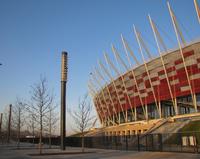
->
[12,98,26,148]
[72,94,95,152]
[43,104,58,148]
[26,76,54,154]
[1,107,9,143]
[1,105,12,143]
[26,113,37,144]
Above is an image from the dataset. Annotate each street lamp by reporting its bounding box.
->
[60,52,68,150]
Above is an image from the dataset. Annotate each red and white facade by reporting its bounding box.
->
[93,42,200,126]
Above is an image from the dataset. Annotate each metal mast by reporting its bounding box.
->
[148,15,177,115]
[168,2,197,112]
[194,0,200,24]
[133,26,161,118]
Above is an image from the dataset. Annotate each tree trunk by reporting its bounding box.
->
[32,115,35,144]
[17,109,20,149]
[49,136,51,149]
[81,134,84,152]
[32,125,35,144]
[49,109,52,149]
[17,127,20,149]
[39,134,42,154]
[39,114,43,154]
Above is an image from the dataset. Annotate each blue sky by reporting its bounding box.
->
[0,0,200,132]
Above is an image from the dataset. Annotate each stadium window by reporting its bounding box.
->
[197,94,200,104]
[122,131,126,141]
[116,131,121,142]
[110,132,113,141]
[127,109,133,122]
[120,112,125,123]
[187,95,192,102]
[196,94,200,112]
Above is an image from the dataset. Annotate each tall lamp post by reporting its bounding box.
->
[0,113,3,139]
[60,52,68,150]
[7,104,12,143]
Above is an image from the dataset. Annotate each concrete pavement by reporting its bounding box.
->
[0,143,200,159]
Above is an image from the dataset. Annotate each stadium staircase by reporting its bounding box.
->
[138,113,200,146]
[143,118,168,135]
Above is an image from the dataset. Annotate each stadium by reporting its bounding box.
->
[88,1,200,136]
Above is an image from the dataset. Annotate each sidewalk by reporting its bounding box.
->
[0,142,200,159]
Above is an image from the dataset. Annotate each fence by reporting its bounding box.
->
[20,132,200,153]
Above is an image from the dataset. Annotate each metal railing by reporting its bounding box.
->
[19,132,200,153]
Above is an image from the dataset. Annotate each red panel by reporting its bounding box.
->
[160,78,168,83]
[136,78,143,84]
[147,91,153,96]
[176,67,185,72]
[151,77,159,82]
[166,66,176,73]
[158,70,165,75]
[129,75,133,79]
[140,89,146,94]
[183,50,194,58]
[127,86,134,91]
[142,72,148,77]
[187,64,200,75]
[131,97,141,107]
[144,80,151,88]
[175,58,183,65]
[193,79,200,91]
[95,99,103,118]
[98,101,104,117]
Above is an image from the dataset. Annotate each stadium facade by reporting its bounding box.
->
[88,1,200,136]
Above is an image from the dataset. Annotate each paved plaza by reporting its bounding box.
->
[0,143,200,159]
